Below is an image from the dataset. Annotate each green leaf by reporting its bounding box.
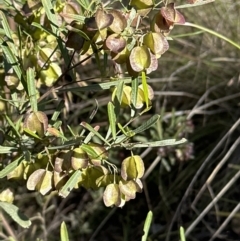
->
[0,28,5,35]
[23,128,42,140]
[76,0,92,11]
[0,146,17,154]
[81,143,107,160]
[134,114,160,134]
[117,123,134,137]
[5,114,21,138]
[114,114,159,145]
[0,202,31,228]
[0,11,27,92]
[0,41,25,90]
[141,71,149,107]
[68,26,90,41]
[59,78,132,93]
[114,79,124,114]
[176,0,214,9]
[180,226,186,241]
[107,102,116,140]
[60,222,69,241]
[41,0,72,77]
[142,211,153,241]
[47,137,83,150]
[51,100,65,122]
[0,11,18,55]
[0,156,23,178]
[41,0,58,35]
[126,7,137,28]
[59,170,81,198]
[131,77,139,110]
[31,22,57,37]
[122,138,187,149]
[80,122,111,146]
[27,68,37,112]
[184,22,240,50]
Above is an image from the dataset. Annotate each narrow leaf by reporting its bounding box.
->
[80,122,111,146]
[117,123,133,137]
[141,71,149,107]
[114,114,159,145]
[180,226,186,241]
[0,146,17,154]
[142,211,153,241]
[59,170,81,198]
[41,0,72,77]
[31,22,57,37]
[60,222,69,241]
[0,11,27,91]
[59,78,132,92]
[184,22,240,50]
[27,68,37,112]
[134,114,160,134]
[176,0,215,9]
[114,80,124,115]
[23,128,42,140]
[51,100,65,122]
[80,143,106,159]
[107,102,116,140]
[0,202,31,228]
[1,42,24,89]
[77,0,90,10]
[122,138,187,149]
[5,114,21,137]
[41,0,58,35]
[0,156,23,178]
[0,11,18,55]
[131,77,139,109]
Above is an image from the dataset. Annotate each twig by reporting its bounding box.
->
[188,92,240,119]
[192,136,240,206]
[88,207,117,241]
[166,117,240,241]
[0,212,17,240]
[210,202,240,241]
[185,170,240,236]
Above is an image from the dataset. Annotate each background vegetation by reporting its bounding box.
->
[0,0,240,240]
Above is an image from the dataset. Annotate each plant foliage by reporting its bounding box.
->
[0,0,218,234]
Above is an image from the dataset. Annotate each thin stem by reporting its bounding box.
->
[0,212,17,240]
[183,22,240,50]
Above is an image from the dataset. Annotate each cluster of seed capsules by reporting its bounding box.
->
[5,0,186,207]
[66,0,185,77]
